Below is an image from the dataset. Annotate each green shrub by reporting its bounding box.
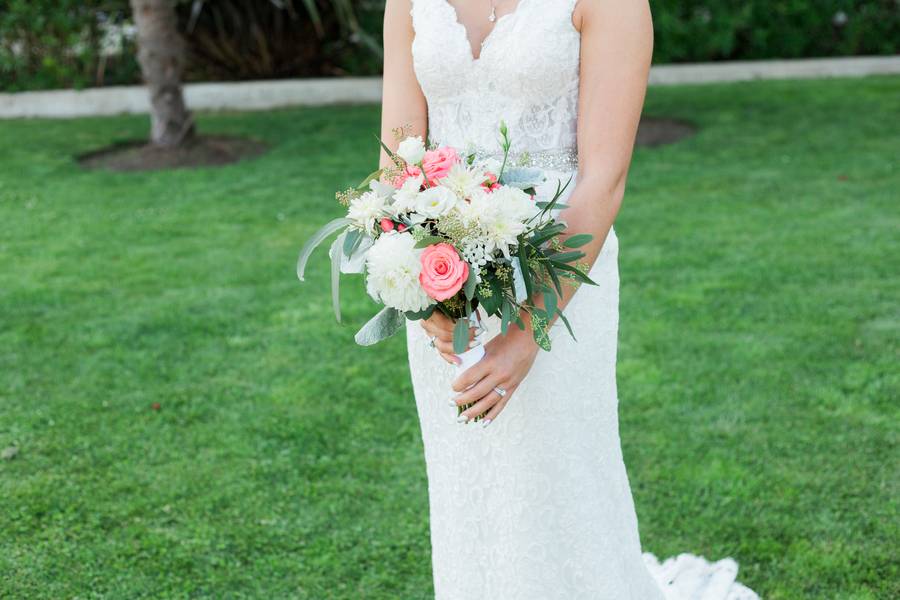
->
[1,0,896,91]
[175,0,383,81]
[650,0,900,63]
[0,0,382,91]
[0,0,138,92]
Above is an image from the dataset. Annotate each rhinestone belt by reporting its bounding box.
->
[481,147,579,172]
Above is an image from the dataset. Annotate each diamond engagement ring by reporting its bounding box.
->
[493,386,507,398]
[429,335,437,348]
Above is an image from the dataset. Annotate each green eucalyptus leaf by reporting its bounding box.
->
[552,262,598,285]
[557,308,576,341]
[500,300,512,335]
[354,306,406,346]
[356,168,384,191]
[543,261,563,296]
[377,136,400,163]
[543,289,558,320]
[479,275,503,315]
[342,228,362,256]
[452,317,469,354]
[532,322,551,351]
[563,233,593,248]
[536,201,570,210]
[478,271,503,315]
[405,305,436,320]
[463,265,477,300]
[297,217,352,282]
[414,235,445,248]
[329,234,344,322]
[547,250,586,263]
[528,222,567,247]
[516,245,533,298]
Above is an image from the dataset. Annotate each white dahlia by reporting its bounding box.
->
[438,162,485,200]
[390,174,424,217]
[347,191,388,234]
[491,185,537,221]
[468,186,534,258]
[365,232,433,312]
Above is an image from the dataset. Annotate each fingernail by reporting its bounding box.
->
[457,414,469,424]
[447,398,457,406]
[482,419,492,428]
[468,340,478,349]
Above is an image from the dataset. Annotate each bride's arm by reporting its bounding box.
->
[560,0,653,290]
[380,0,428,168]
[451,0,654,423]
[381,0,464,362]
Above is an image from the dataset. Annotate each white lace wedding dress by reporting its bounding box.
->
[404,1,759,598]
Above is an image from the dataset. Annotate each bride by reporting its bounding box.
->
[379,1,759,598]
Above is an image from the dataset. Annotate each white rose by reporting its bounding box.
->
[365,232,433,312]
[397,136,426,165]
[414,186,460,219]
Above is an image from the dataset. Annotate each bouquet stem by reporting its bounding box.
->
[454,312,486,421]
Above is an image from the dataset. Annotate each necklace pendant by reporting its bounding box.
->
[488,7,496,22]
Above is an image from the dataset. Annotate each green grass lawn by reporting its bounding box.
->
[1,76,898,599]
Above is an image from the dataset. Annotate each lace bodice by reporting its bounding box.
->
[411,0,581,156]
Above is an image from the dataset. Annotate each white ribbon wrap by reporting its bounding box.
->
[454,311,486,372]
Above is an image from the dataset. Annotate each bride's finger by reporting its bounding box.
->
[451,358,491,393]
[433,338,455,355]
[452,372,500,407]
[421,320,453,342]
[428,312,458,337]
[457,382,511,422]
[439,352,460,365]
[479,384,516,426]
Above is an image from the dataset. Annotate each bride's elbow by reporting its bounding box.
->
[577,169,629,210]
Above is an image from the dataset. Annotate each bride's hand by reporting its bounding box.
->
[420,312,475,365]
[450,326,539,425]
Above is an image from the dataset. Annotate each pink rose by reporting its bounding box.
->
[419,243,469,301]
[421,147,459,184]
[380,218,395,232]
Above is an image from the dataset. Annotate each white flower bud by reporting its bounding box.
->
[397,136,426,165]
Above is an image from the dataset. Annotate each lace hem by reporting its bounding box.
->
[643,553,760,600]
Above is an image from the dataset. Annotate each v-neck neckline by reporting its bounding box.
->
[442,0,527,62]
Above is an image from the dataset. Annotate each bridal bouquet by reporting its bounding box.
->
[297,124,596,408]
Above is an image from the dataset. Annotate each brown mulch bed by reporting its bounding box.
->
[78,134,269,172]
[636,117,696,147]
[78,117,693,173]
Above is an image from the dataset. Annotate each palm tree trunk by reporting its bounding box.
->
[130,0,195,148]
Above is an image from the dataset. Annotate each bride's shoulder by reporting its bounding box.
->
[573,0,653,33]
